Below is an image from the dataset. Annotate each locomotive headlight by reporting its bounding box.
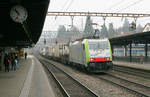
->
[90,58,94,61]
[107,57,110,61]
[106,57,110,61]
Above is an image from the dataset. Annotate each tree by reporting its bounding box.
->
[84,16,94,37]
[114,29,118,37]
[117,27,122,35]
[122,18,130,33]
[94,29,101,37]
[136,24,143,32]
[108,23,115,38]
[101,24,108,38]
[67,26,81,40]
[57,25,66,38]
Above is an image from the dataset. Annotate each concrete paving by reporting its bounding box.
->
[28,56,56,97]
[0,55,56,97]
[113,61,150,71]
[0,57,31,97]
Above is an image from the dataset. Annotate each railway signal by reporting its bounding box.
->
[130,22,136,29]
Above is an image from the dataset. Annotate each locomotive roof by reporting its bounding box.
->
[71,38,109,45]
[85,38,109,42]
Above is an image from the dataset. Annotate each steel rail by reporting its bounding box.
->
[105,72,150,89]
[113,65,150,79]
[96,73,150,97]
[40,59,99,97]
[40,60,70,97]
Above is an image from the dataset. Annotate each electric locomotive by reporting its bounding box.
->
[69,38,113,72]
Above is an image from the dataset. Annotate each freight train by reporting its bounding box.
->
[41,38,113,72]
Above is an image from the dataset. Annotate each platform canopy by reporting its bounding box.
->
[110,31,150,45]
[0,0,50,47]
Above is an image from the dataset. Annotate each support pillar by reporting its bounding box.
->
[111,45,114,60]
[70,16,74,28]
[129,43,132,62]
[103,17,106,26]
[145,42,148,62]
[0,49,4,71]
[124,45,127,56]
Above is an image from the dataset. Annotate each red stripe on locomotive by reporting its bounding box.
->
[90,57,110,62]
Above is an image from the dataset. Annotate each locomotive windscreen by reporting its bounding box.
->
[88,41,109,50]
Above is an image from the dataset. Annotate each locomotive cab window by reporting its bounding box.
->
[88,41,109,50]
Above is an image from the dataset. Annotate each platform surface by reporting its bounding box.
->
[0,55,56,97]
[113,61,150,71]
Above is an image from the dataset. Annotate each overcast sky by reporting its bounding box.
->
[43,0,150,31]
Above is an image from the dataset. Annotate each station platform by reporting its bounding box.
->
[0,55,55,97]
[113,61,150,71]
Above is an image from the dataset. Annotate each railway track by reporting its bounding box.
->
[96,72,150,97]
[113,65,150,79]
[39,59,99,97]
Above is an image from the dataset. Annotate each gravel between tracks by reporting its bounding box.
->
[41,57,138,97]
[109,71,150,87]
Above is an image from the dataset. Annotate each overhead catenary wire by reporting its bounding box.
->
[112,0,145,26]
[49,0,147,33]
[60,0,70,11]
[101,0,136,33]
[65,0,74,11]
[116,0,145,12]
[137,17,150,25]
[54,0,74,20]
[55,0,70,20]
[104,0,125,12]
